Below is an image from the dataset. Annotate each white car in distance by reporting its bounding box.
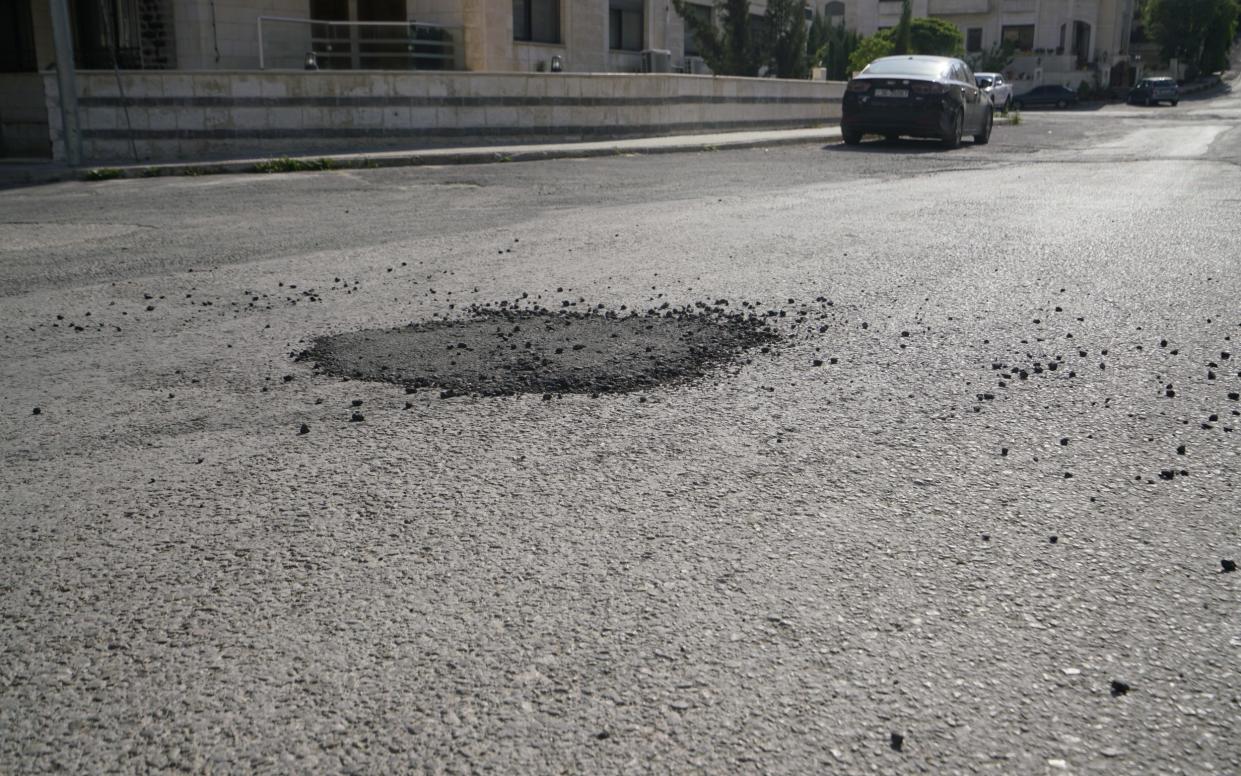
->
[975,72,1013,111]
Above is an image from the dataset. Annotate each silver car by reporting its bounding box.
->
[975,72,1013,111]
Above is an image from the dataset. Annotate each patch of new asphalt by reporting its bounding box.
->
[303,305,780,397]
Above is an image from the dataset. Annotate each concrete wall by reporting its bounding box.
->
[46,70,843,163]
[0,74,51,158]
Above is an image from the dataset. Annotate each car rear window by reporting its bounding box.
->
[863,58,948,78]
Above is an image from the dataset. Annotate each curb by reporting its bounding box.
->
[22,127,844,185]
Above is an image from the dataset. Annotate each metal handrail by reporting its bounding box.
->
[257,15,454,69]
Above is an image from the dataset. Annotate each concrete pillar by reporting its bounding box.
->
[567,0,607,72]
[463,0,515,70]
[48,0,81,164]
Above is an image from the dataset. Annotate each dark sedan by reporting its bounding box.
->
[1012,85,1079,110]
[1128,77,1179,106]
[841,55,993,149]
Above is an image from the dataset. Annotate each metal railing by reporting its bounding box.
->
[257,16,462,71]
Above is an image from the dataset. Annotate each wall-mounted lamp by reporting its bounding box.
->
[550,55,563,73]
[305,51,319,70]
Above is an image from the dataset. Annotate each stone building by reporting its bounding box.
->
[1,0,759,75]
[834,0,1139,90]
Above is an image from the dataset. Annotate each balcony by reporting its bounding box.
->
[928,0,991,15]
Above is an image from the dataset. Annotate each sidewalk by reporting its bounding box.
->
[0,126,843,188]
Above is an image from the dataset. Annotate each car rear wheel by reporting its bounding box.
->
[974,107,993,145]
[1144,96,1152,106]
[941,108,963,149]
[842,127,863,145]
[1171,100,1179,106]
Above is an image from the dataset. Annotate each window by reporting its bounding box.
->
[824,1,845,24]
[609,0,643,51]
[514,0,561,44]
[682,3,711,57]
[750,13,767,41]
[1001,25,1034,52]
[1,0,37,72]
[72,0,143,69]
[864,58,946,77]
[966,27,982,53]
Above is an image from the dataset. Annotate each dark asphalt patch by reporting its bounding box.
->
[299,307,780,397]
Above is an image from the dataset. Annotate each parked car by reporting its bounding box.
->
[1012,85,1079,110]
[975,72,1013,111]
[1128,77,1179,106]
[841,55,994,149]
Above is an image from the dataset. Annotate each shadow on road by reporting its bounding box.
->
[822,137,977,154]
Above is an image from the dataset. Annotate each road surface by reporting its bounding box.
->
[2,76,1240,773]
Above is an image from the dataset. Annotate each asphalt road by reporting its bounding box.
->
[2,76,1240,774]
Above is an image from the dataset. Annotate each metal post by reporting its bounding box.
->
[258,16,265,69]
[49,0,82,165]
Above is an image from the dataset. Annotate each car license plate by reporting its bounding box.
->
[874,88,908,98]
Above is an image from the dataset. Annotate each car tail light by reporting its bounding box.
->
[911,82,947,95]
[846,80,872,93]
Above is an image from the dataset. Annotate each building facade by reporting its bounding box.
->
[2,0,744,76]
[833,0,1138,90]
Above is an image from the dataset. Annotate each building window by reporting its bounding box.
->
[750,13,767,42]
[824,1,844,25]
[1,0,37,72]
[1001,24,1034,52]
[609,0,644,51]
[72,0,143,68]
[966,27,982,53]
[682,3,710,56]
[514,0,561,44]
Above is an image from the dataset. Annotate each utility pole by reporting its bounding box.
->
[49,0,82,165]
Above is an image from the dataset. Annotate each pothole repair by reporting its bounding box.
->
[299,306,780,397]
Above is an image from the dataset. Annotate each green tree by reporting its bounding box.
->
[892,0,913,55]
[967,40,1017,72]
[673,0,762,76]
[817,20,860,80]
[807,11,829,62]
[762,0,809,78]
[848,33,894,74]
[907,17,964,56]
[1143,0,1239,77]
[847,15,964,74]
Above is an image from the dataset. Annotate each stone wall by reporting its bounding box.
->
[45,70,844,163]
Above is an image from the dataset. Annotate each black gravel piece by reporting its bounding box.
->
[298,423,309,435]
[299,307,781,397]
[1223,559,1237,573]
[889,732,904,752]
[1110,680,1131,697]
[31,407,41,415]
